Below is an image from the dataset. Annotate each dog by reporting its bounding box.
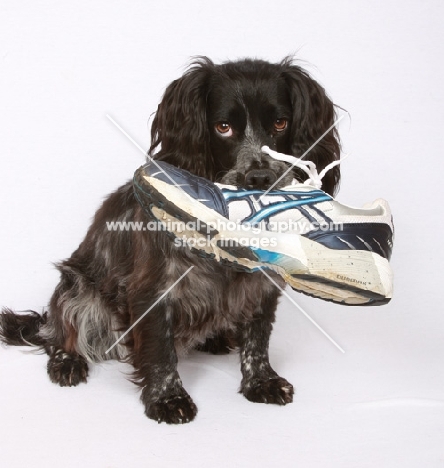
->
[0,56,341,424]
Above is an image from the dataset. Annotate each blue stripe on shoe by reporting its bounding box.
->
[244,195,332,224]
[220,187,332,225]
[250,248,283,263]
[221,188,330,201]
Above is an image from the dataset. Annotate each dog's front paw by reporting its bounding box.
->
[242,377,294,405]
[47,349,89,387]
[145,393,198,424]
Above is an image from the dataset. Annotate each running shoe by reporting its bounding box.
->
[133,150,394,306]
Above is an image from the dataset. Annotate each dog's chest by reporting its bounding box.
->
[163,261,271,351]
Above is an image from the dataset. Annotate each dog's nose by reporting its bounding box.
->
[244,169,277,190]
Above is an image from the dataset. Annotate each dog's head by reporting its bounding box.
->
[149,57,341,195]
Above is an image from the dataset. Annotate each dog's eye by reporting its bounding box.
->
[215,122,233,137]
[274,119,288,132]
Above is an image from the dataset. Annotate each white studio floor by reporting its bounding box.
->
[1,1,443,467]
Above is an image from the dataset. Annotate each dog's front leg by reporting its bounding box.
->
[131,300,197,424]
[239,287,294,405]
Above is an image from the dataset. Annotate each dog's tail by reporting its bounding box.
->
[0,308,48,350]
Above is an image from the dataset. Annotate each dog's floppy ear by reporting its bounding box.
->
[149,57,214,179]
[281,59,341,195]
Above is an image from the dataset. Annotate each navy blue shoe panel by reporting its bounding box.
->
[303,223,393,260]
[139,160,229,218]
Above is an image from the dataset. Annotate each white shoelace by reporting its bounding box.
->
[261,145,347,190]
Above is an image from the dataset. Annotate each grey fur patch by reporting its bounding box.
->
[40,269,126,362]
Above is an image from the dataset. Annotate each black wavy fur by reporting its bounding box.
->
[0,309,48,348]
[0,56,341,424]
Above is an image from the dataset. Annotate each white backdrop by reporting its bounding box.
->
[1,1,443,467]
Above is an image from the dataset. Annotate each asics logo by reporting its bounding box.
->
[221,188,332,225]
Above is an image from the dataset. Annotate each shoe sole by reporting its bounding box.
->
[134,170,393,306]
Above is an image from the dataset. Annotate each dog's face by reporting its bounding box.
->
[149,57,341,195]
[206,67,294,189]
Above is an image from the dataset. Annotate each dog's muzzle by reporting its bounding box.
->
[243,168,277,190]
